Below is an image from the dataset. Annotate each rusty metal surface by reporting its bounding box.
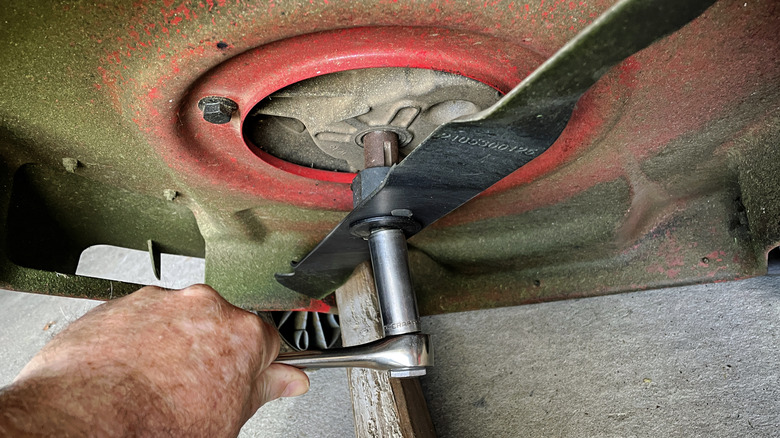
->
[274,0,720,298]
[0,0,778,314]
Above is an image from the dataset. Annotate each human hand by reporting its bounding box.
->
[3,284,309,437]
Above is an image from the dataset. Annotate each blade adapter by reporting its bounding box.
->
[276,0,717,298]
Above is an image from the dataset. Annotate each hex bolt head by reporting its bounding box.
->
[197,96,238,124]
[163,189,178,201]
[62,157,80,173]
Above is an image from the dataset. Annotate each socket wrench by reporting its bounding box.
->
[274,333,433,378]
[274,131,433,379]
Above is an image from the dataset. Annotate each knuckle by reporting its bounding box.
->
[180,284,221,299]
[135,285,165,295]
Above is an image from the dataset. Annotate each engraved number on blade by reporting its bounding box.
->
[434,132,537,156]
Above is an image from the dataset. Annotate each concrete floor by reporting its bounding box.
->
[1,248,779,437]
[421,273,780,437]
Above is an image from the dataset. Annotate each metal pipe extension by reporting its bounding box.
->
[368,228,421,336]
[275,333,433,378]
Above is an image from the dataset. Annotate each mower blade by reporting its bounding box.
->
[276,0,716,298]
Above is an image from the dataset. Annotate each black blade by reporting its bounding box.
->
[276,0,716,297]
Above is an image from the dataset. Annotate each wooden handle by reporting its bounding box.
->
[335,262,436,438]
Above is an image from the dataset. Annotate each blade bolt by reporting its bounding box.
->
[363,130,400,168]
[197,96,238,124]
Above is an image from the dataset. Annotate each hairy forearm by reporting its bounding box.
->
[1,376,92,437]
[0,370,179,437]
[0,285,308,438]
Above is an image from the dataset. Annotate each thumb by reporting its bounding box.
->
[256,363,310,405]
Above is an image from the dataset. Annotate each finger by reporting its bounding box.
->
[235,311,281,370]
[254,363,310,407]
[251,314,281,368]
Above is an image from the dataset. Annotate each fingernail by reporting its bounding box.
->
[281,379,309,398]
